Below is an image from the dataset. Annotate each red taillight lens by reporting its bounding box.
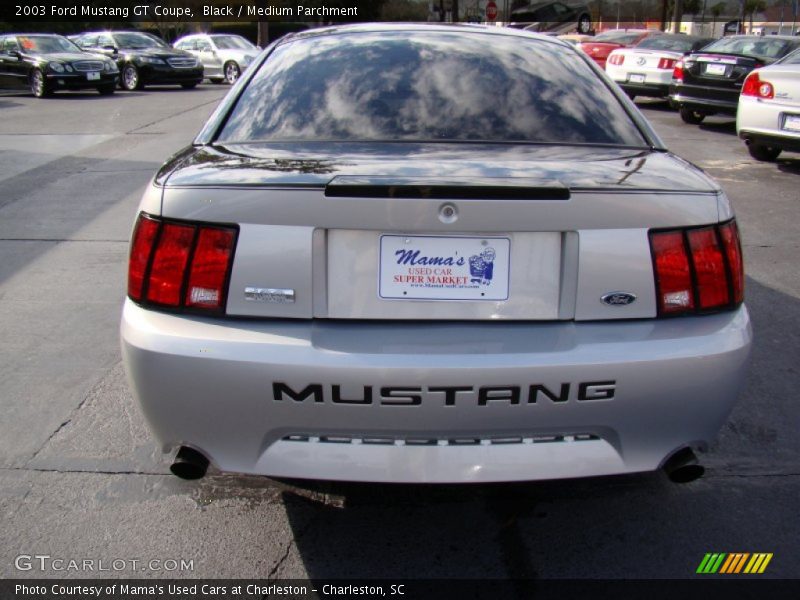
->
[650,220,744,316]
[687,227,729,309]
[128,216,159,301]
[657,58,676,70]
[672,60,684,81]
[719,221,744,304]
[742,72,774,99]
[651,231,695,314]
[146,223,195,306]
[185,228,236,309]
[127,213,237,313]
[608,54,625,66]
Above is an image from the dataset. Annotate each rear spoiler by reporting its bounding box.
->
[324,176,571,200]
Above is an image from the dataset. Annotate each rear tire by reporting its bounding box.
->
[121,64,143,91]
[223,61,240,84]
[679,107,705,124]
[577,14,592,34]
[747,143,782,162]
[97,84,115,96]
[30,69,52,98]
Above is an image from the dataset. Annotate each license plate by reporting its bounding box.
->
[783,114,800,132]
[628,73,646,84]
[86,72,100,81]
[379,235,510,301]
[705,63,727,76]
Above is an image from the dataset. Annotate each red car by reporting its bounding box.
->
[579,29,663,69]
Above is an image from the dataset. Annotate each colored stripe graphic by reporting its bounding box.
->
[698,553,773,574]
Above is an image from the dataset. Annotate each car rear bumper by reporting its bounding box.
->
[121,300,752,483]
[669,86,739,115]
[737,97,800,152]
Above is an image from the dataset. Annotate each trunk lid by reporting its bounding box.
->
[158,143,723,322]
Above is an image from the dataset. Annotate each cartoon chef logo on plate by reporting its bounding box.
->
[469,247,496,285]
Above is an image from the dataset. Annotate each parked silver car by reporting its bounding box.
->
[122,24,751,485]
[737,48,800,161]
[173,33,258,84]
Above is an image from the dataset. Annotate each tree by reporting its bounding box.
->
[744,0,767,32]
[709,1,726,36]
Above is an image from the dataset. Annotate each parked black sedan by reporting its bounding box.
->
[71,31,203,90]
[0,34,118,97]
[669,35,800,124]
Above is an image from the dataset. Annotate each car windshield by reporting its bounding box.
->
[212,35,254,50]
[219,31,647,147]
[112,32,166,49]
[17,35,80,54]
[636,36,704,52]
[592,31,645,44]
[701,37,791,59]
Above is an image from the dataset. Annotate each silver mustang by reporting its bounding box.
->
[122,24,752,485]
[173,33,259,84]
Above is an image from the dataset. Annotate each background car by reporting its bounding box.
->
[0,33,117,97]
[606,34,715,100]
[670,35,800,125]
[578,29,663,69]
[72,30,203,91]
[174,34,259,85]
[121,25,750,485]
[557,33,593,45]
[510,2,592,34]
[737,48,800,161]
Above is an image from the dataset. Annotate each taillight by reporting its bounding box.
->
[128,215,159,302]
[127,213,237,313]
[672,60,684,81]
[657,58,676,70]
[719,220,744,304]
[741,72,774,99]
[608,54,625,66]
[650,220,744,317]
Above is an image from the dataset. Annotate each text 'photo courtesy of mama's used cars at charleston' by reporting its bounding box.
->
[736,48,800,161]
[174,33,260,85]
[0,33,118,97]
[121,24,751,486]
[71,30,203,90]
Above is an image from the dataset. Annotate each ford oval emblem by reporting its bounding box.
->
[601,292,637,306]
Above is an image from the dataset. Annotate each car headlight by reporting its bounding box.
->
[104,61,117,72]
[48,62,65,73]
[64,64,73,73]
[138,56,165,65]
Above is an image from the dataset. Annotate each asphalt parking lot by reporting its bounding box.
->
[0,85,798,581]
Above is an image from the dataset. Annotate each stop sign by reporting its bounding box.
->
[486,1,498,21]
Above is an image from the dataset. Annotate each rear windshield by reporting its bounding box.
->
[702,37,791,59]
[218,31,646,146]
[777,48,800,64]
[636,36,708,52]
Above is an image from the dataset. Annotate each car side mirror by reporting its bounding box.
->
[102,45,118,55]
[9,50,22,59]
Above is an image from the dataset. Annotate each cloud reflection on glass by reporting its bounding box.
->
[219,31,647,147]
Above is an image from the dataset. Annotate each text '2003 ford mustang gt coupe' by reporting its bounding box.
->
[121,24,752,485]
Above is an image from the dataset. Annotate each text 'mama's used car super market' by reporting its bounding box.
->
[121,24,751,485]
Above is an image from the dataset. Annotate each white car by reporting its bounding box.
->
[606,34,714,100]
[173,33,259,84]
[737,48,800,161]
